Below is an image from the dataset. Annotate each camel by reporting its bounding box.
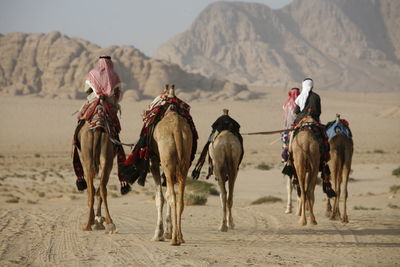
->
[291,117,320,226]
[77,97,119,233]
[209,130,242,232]
[326,127,353,223]
[149,87,193,246]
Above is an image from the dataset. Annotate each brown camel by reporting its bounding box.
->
[77,97,119,233]
[291,117,319,226]
[327,131,353,223]
[149,87,193,246]
[209,130,242,232]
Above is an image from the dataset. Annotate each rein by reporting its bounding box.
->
[100,99,135,148]
[242,128,294,136]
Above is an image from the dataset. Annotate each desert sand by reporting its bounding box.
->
[0,89,399,266]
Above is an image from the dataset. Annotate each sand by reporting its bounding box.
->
[0,90,399,266]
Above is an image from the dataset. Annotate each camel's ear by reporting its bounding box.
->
[223,109,229,115]
[336,114,341,122]
[171,84,175,89]
[164,84,169,90]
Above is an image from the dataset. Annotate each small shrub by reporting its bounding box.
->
[392,167,400,177]
[353,206,380,211]
[251,196,282,205]
[38,192,45,198]
[389,185,400,194]
[256,162,271,171]
[185,193,207,205]
[34,153,41,158]
[388,203,399,209]
[209,187,220,196]
[6,198,19,203]
[373,149,385,154]
[186,179,219,196]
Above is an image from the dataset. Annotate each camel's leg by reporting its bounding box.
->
[151,161,165,241]
[217,170,228,232]
[99,136,116,234]
[177,178,186,243]
[342,164,351,223]
[227,171,236,230]
[165,168,179,245]
[83,172,95,231]
[330,163,341,221]
[164,188,172,239]
[285,175,293,214]
[80,129,96,231]
[307,170,318,225]
[297,167,307,226]
[93,187,105,230]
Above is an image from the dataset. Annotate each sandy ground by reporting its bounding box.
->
[0,90,399,266]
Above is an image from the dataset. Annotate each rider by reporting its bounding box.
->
[281,88,300,162]
[73,56,130,194]
[293,78,335,198]
[294,78,321,123]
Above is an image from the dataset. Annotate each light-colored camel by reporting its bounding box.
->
[149,88,193,246]
[291,117,320,226]
[327,132,353,223]
[209,130,242,232]
[77,98,118,233]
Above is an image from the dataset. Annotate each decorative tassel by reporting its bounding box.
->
[76,179,87,191]
[282,164,295,178]
[120,183,131,195]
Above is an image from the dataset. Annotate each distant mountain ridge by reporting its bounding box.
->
[155,0,400,91]
[0,32,251,100]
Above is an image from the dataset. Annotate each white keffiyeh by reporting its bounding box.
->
[295,79,313,111]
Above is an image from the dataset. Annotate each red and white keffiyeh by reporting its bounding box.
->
[283,88,300,129]
[86,57,121,98]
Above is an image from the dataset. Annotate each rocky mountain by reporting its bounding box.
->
[0,32,251,100]
[155,0,400,91]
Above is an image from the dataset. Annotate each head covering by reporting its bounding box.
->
[283,88,300,128]
[295,78,313,112]
[86,56,121,97]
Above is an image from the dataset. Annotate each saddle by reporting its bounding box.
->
[326,117,352,140]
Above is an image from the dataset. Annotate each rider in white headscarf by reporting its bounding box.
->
[294,78,321,123]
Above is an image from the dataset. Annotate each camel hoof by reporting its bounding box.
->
[105,223,116,234]
[152,234,165,241]
[171,240,181,246]
[82,225,92,231]
[93,222,105,230]
[228,223,235,230]
[219,224,228,232]
[342,216,349,224]
[298,219,307,226]
[285,208,292,214]
[310,220,318,225]
[164,232,172,240]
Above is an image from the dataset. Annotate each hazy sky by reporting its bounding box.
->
[0,0,292,56]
